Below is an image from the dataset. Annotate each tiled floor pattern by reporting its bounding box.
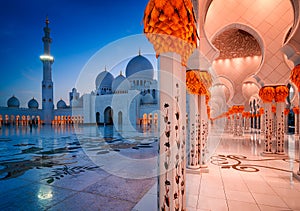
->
[134,133,300,211]
[0,161,155,211]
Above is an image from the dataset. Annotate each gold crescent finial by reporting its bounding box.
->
[45,16,50,26]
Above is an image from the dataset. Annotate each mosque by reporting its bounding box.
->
[0,18,159,128]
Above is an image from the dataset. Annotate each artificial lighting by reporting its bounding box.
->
[40,55,54,62]
[37,186,53,200]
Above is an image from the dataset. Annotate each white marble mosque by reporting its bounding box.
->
[0,18,159,129]
[3,0,300,210]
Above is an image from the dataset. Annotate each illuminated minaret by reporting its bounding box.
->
[40,17,54,124]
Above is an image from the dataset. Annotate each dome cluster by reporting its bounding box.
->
[95,54,154,95]
[7,96,40,109]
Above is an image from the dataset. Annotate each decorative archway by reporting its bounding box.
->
[118,111,122,126]
[96,112,100,125]
[104,107,113,125]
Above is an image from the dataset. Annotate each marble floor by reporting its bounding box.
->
[1,125,300,210]
[134,132,300,211]
[0,125,157,210]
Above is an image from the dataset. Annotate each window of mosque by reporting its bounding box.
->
[48,85,52,88]
[137,80,139,86]
[42,85,46,88]
[43,99,46,102]
[49,99,52,102]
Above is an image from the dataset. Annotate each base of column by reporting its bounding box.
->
[261,152,289,158]
[200,165,209,173]
[187,165,200,170]
[261,152,275,156]
[275,152,286,156]
[186,167,209,174]
[274,153,289,158]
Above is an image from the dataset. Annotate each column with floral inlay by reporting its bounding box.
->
[274,85,289,154]
[186,74,200,169]
[290,64,300,174]
[143,0,198,209]
[259,86,275,154]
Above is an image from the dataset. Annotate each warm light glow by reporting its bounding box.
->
[37,186,53,200]
[40,55,54,61]
[143,0,198,66]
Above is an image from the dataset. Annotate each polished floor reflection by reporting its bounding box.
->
[0,125,157,210]
[134,132,300,211]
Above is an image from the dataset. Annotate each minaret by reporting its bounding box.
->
[40,17,54,124]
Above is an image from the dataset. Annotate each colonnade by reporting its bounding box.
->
[186,70,212,170]
[0,114,41,126]
[258,85,289,155]
[51,115,84,125]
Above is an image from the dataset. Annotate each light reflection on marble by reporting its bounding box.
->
[0,124,158,210]
[134,125,300,211]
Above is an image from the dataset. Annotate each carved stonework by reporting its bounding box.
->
[212,29,261,60]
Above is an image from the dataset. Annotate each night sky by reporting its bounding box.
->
[0,0,156,107]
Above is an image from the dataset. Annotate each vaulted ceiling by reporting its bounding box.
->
[201,0,295,115]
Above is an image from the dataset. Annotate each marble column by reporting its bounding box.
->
[295,109,299,136]
[272,107,276,141]
[263,103,273,153]
[237,112,243,136]
[187,93,200,169]
[260,111,265,136]
[244,116,249,131]
[199,94,208,168]
[231,114,235,135]
[275,102,285,154]
[159,52,186,211]
[284,111,288,134]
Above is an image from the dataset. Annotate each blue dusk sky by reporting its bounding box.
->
[0,0,157,108]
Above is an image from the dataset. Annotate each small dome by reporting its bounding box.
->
[57,99,67,109]
[112,72,130,93]
[95,70,114,90]
[142,93,154,104]
[28,98,39,109]
[7,95,20,108]
[125,54,154,79]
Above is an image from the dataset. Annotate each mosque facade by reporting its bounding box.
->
[0,19,159,129]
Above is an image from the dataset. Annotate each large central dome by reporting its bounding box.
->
[125,55,154,80]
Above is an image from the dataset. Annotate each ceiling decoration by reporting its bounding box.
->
[212,29,262,60]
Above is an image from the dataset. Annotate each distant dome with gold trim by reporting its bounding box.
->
[125,54,154,80]
[57,99,67,109]
[7,95,20,108]
[28,98,39,109]
[95,69,114,94]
